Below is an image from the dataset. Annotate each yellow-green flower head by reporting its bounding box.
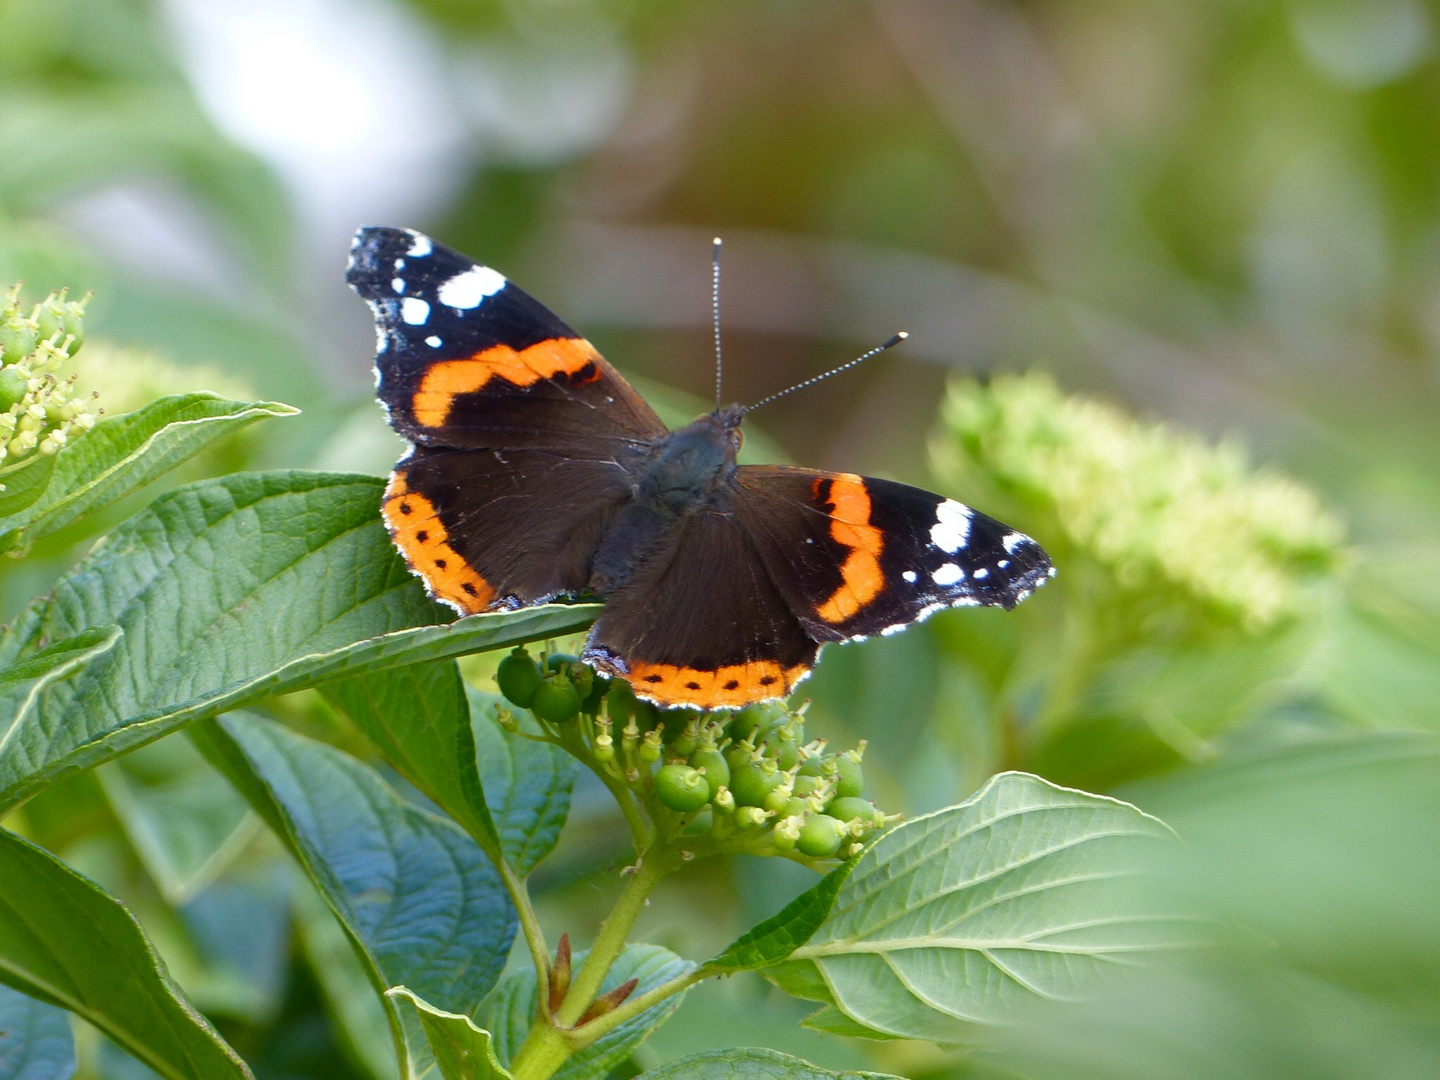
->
[0,283,98,473]
[68,342,252,416]
[932,372,1345,631]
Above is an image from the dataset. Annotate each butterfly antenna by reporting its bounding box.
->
[743,332,908,413]
[712,237,724,410]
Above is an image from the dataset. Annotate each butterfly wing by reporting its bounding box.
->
[582,505,819,709]
[729,466,1053,642]
[347,226,667,449]
[348,226,667,614]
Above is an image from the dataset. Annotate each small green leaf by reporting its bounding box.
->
[787,772,1181,1044]
[468,689,575,876]
[707,857,856,973]
[386,988,513,1080]
[634,1048,900,1080]
[796,1007,898,1042]
[0,394,298,553]
[0,984,75,1080]
[0,828,252,1080]
[487,945,694,1080]
[197,714,515,1078]
[0,470,599,813]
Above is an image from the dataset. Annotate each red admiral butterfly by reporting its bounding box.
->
[347,227,1053,709]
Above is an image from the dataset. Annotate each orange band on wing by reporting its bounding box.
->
[814,475,885,624]
[382,473,496,614]
[412,337,603,427]
[624,659,809,709]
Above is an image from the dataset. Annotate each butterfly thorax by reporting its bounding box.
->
[588,409,744,594]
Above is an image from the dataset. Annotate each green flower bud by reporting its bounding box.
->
[712,785,735,813]
[0,368,27,412]
[496,647,543,708]
[793,773,822,798]
[735,805,771,829]
[796,814,846,858]
[834,749,865,799]
[724,736,757,772]
[564,661,594,701]
[729,702,784,742]
[530,673,581,724]
[670,717,702,758]
[654,763,710,813]
[545,651,579,673]
[687,747,729,799]
[606,679,636,725]
[761,727,801,771]
[33,297,61,345]
[593,731,615,762]
[639,729,662,762]
[0,315,36,366]
[60,298,86,356]
[826,796,882,828]
[772,816,802,851]
[730,758,783,808]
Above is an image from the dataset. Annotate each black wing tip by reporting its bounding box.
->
[345,226,439,296]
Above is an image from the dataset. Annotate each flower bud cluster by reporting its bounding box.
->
[0,284,98,471]
[932,371,1345,630]
[494,644,894,863]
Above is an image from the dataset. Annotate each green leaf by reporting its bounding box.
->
[97,735,256,903]
[320,661,499,861]
[468,690,575,876]
[0,626,122,764]
[197,714,515,1078]
[0,828,251,1080]
[786,772,1181,1044]
[0,457,57,519]
[796,1006,898,1042]
[0,984,75,1080]
[0,470,599,813]
[0,395,299,553]
[707,857,856,973]
[487,945,694,1080]
[634,1048,900,1080]
[386,988,513,1080]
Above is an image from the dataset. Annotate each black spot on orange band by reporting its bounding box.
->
[620,658,809,709]
[382,473,495,614]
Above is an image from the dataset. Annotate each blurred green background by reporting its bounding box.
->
[3,0,1440,1077]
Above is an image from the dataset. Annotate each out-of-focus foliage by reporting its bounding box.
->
[2,0,1440,1078]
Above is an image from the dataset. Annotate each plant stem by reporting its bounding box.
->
[498,860,551,1001]
[556,851,670,1026]
[510,1021,570,1080]
[565,967,710,1048]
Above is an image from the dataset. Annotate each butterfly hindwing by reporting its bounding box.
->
[730,466,1054,642]
[582,506,819,709]
[347,226,667,450]
[383,444,640,615]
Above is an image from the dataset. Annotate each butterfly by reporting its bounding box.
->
[346,227,1053,709]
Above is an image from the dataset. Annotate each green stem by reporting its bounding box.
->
[565,967,709,1049]
[498,860,551,1004]
[556,851,670,1025]
[509,1023,571,1080]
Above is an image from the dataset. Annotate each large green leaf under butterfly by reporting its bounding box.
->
[0,470,598,812]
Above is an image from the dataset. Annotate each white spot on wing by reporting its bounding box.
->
[425,335,442,347]
[394,258,405,270]
[1002,532,1028,554]
[973,567,989,579]
[438,265,506,309]
[391,277,406,293]
[401,297,430,325]
[932,563,964,586]
[930,499,973,554]
[902,570,917,584]
[406,231,432,257]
